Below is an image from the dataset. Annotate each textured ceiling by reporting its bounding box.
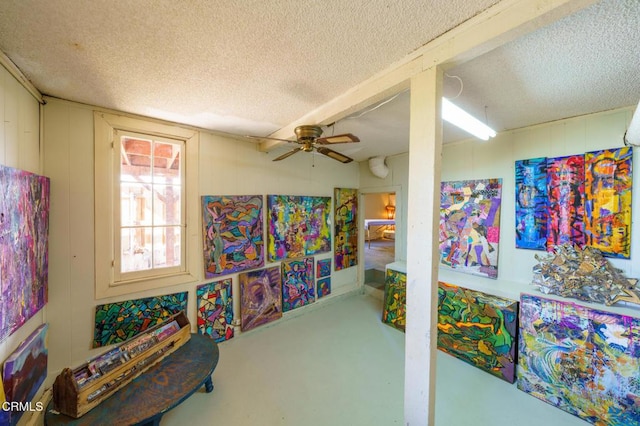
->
[0,0,638,163]
[0,0,496,137]
[334,0,640,160]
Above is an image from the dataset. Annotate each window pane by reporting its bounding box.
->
[153,142,181,184]
[153,226,181,268]
[120,183,152,226]
[121,137,152,183]
[152,184,181,226]
[121,227,152,273]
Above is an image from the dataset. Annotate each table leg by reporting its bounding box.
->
[204,376,214,393]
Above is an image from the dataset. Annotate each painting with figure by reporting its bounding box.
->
[0,165,50,342]
[515,157,548,250]
[382,269,406,331]
[267,195,331,261]
[197,279,234,343]
[317,277,331,298]
[282,257,315,312]
[334,188,358,270]
[239,266,282,332]
[317,258,331,278]
[201,195,264,278]
[438,282,518,383]
[546,154,585,249]
[518,294,640,425]
[93,291,188,347]
[439,179,502,279]
[584,147,632,259]
[2,324,48,426]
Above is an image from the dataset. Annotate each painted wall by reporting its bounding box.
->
[359,108,638,314]
[439,106,640,317]
[42,98,360,376]
[0,66,42,374]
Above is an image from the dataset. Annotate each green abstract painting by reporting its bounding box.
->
[382,268,406,331]
[437,281,518,383]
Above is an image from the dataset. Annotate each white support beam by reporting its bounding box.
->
[404,66,443,425]
[260,0,598,152]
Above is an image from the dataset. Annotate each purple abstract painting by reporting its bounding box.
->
[439,179,502,279]
[202,195,264,278]
[282,257,315,312]
[0,165,50,342]
[239,266,282,332]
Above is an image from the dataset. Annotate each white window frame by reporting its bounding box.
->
[94,112,200,298]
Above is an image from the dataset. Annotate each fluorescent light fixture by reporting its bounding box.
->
[442,98,497,140]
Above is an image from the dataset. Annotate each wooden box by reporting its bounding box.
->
[53,311,191,418]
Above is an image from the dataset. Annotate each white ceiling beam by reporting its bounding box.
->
[260,0,598,152]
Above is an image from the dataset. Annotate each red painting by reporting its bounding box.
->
[546,155,585,250]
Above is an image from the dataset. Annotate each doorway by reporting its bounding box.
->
[363,191,396,295]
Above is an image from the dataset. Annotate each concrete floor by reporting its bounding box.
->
[162,293,586,426]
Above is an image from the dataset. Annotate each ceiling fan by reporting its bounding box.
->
[250,125,360,163]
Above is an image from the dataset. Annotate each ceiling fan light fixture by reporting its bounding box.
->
[442,98,496,141]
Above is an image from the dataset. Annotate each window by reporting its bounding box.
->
[95,113,199,298]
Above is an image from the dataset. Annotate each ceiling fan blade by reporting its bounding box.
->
[315,133,360,145]
[316,146,354,163]
[246,135,297,144]
[273,147,304,161]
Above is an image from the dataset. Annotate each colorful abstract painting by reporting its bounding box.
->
[201,195,264,278]
[197,279,234,343]
[267,195,331,261]
[334,188,358,270]
[0,376,7,425]
[437,282,518,383]
[239,266,282,332]
[0,165,50,342]
[518,294,640,425]
[382,268,406,331]
[317,277,331,298]
[546,154,585,249]
[2,324,48,425]
[93,291,188,347]
[439,179,502,279]
[584,147,632,259]
[282,257,315,312]
[317,258,331,278]
[515,157,548,250]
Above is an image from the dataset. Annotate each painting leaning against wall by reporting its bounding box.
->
[381,268,406,331]
[239,266,282,332]
[2,323,48,426]
[334,187,358,270]
[0,165,50,342]
[281,257,315,312]
[437,282,518,383]
[93,292,188,347]
[197,278,234,343]
[439,178,502,279]
[517,293,640,425]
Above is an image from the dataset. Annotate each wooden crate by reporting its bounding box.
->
[53,311,191,418]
